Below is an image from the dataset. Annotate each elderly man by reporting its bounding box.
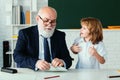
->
[13,6,72,71]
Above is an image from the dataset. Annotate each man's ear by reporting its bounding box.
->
[36,15,39,22]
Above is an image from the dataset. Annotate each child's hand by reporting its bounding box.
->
[70,44,81,54]
[89,45,105,64]
[89,45,97,56]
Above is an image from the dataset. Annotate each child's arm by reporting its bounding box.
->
[70,44,81,54]
[89,46,105,64]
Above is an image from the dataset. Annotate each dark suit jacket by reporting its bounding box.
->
[13,25,72,70]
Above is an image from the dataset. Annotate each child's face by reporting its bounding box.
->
[80,24,90,39]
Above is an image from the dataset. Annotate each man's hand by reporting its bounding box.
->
[35,60,50,71]
[51,58,64,67]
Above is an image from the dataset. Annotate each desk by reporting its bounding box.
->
[0,68,120,80]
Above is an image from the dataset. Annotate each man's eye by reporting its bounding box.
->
[43,19,49,22]
[51,20,56,23]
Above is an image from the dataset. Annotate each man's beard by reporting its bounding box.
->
[39,26,55,38]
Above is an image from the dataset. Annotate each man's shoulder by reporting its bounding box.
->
[55,29,65,34]
[52,29,66,38]
[20,25,37,32]
[51,30,66,40]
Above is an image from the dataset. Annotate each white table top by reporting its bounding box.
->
[0,68,120,80]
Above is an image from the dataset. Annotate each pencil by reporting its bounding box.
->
[109,75,120,78]
[44,75,60,79]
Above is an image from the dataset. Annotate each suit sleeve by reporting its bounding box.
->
[13,30,38,70]
[60,32,72,69]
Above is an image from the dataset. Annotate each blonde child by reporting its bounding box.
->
[71,17,107,69]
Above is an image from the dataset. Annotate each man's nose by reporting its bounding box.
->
[46,19,51,22]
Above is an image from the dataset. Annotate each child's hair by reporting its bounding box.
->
[80,17,103,44]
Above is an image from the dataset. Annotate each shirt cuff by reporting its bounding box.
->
[35,67,39,71]
[61,59,66,68]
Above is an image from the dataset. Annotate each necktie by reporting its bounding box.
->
[44,38,51,63]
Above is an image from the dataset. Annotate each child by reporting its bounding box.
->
[70,17,107,69]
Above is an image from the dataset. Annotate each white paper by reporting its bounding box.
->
[46,64,67,72]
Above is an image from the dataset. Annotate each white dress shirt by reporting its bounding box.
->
[39,35,52,61]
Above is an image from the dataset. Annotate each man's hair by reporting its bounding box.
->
[37,6,57,17]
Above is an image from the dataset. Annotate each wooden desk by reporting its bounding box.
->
[0,68,120,80]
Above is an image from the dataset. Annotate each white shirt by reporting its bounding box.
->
[39,35,52,61]
[73,37,107,69]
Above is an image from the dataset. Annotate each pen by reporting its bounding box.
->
[44,75,60,79]
[109,75,120,78]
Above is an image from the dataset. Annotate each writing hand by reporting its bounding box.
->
[51,58,64,67]
[35,60,50,71]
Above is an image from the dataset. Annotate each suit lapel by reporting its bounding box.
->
[50,30,57,58]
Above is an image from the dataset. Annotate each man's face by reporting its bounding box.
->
[38,15,56,30]
[38,11,57,38]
